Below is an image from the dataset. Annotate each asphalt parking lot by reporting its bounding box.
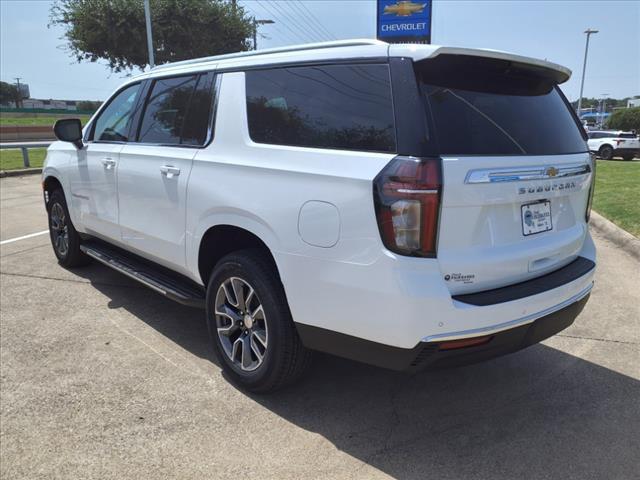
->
[1,175,639,480]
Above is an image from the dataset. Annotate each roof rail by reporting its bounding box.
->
[151,39,387,71]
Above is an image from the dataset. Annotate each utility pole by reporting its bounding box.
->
[576,28,598,119]
[144,0,155,68]
[13,77,22,108]
[253,17,274,50]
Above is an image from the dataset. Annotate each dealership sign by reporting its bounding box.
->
[377,0,432,43]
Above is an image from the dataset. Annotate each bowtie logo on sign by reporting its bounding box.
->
[383,1,427,16]
[377,0,432,44]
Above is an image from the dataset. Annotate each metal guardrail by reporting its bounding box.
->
[0,141,52,168]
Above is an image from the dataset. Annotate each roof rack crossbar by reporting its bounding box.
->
[151,39,386,71]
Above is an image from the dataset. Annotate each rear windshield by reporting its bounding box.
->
[417,57,588,156]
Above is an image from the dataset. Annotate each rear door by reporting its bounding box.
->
[117,71,216,272]
[415,57,592,294]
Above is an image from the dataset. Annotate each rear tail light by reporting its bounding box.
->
[585,153,596,222]
[373,156,442,257]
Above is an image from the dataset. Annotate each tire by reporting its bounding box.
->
[599,145,614,160]
[205,249,312,393]
[622,154,635,161]
[47,189,89,268]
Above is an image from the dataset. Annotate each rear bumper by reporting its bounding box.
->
[297,292,590,372]
[451,256,594,306]
[281,226,596,357]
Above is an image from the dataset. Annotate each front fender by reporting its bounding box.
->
[43,142,88,230]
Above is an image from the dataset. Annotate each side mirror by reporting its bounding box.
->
[54,118,84,149]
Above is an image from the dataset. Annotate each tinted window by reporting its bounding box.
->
[93,83,140,142]
[246,64,395,152]
[619,133,637,138]
[417,60,587,155]
[138,75,200,145]
[181,73,215,145]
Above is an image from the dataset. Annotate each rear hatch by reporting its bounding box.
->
[415,55,593,295]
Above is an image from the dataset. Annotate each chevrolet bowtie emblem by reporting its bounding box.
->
[383,1,427,16]
[545,167,559,177]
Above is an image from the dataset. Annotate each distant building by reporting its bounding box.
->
[628,98,640,108]
[14,99,78,111]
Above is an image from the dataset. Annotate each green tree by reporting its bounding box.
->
[0,81,19,106]
[607,107,640,132]
[571,97,630,110]
[50,0,254,72]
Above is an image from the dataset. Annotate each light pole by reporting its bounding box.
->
[599,93,609,128]
[144,0,155,68]
[576,28,598,118]
[253,18,274,50]
[13,77,22,108]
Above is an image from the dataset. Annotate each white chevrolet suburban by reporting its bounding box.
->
[43,40,596,392]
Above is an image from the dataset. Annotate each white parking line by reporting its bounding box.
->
[0,230,49,245]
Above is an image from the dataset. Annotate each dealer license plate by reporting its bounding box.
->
[521,200,552,236]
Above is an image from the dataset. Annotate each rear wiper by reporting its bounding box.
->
[434,89,527,155]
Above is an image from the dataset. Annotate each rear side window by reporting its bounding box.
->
[417,57,587,156]
[245,64,396,152]
[182,73,216,145]
[588,132,612,139]
[138,73,214,146]
[92,83,141,142]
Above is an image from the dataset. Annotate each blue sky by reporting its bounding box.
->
[1,0,638,101]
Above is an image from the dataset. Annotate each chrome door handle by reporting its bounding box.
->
[160,165,181,178]
[101,158,116,170]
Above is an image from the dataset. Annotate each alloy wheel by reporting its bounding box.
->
[214,277,268,372]
[50,202,69,257]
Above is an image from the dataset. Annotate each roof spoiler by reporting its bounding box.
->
[390,45,571,84]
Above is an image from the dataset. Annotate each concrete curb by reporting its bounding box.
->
[590,211,640,262]
[0,168,42,178]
